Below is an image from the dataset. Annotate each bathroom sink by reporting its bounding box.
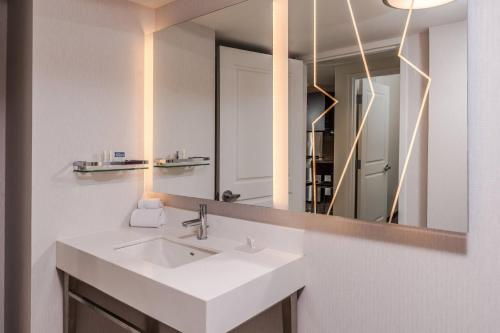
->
[115,237,215,269]
[57,218,305,333]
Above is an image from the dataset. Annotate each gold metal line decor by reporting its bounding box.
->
[325,0,376,216]
[388,0,432,223]
[311,0,338,213]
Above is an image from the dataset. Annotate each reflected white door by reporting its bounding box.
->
[357,79,391,221]
[219,46,273,206]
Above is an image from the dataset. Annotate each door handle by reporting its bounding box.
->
[222,190,241,203]
[384,164,392,172]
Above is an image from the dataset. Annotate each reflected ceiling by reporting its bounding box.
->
[187,0,467,57]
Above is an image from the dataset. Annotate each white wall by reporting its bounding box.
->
[428,20,468,232]
[153,22,216,199]
[399,31,429,228]
[31,0,155,331]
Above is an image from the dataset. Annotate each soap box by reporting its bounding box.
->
[113,151,126,162]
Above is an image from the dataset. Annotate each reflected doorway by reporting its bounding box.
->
[354,74,400,222]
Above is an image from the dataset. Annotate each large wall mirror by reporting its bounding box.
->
[153,0,468,233]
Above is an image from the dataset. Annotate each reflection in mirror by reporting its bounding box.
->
[288,0,468,232]
[152,0,273,205]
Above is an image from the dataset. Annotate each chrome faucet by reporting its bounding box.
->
[182,204,208,240]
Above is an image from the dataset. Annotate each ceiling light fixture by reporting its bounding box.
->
[383,0,456,9]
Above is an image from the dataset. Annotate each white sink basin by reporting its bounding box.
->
[115,237,216,269]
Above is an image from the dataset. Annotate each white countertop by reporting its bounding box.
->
[56,212,305,333]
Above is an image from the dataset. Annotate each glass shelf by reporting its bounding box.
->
[73,161,149,173]
[154,161,210,168]
[154,157,210,169]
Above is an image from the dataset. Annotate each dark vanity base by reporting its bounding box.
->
[63,273,177,333]
[62,272,299,333]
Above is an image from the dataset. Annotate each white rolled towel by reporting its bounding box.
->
[130,208,166,228]
[138,198,164,209]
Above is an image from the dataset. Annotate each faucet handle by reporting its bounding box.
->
[246,237,256,250]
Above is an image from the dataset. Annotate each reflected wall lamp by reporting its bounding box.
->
[383,0,456,9]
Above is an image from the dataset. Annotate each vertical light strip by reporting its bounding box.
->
[144,33,154,193]
[273,0,289,210]
[388,0,432,223]
[326,0,375,216]
[312,0,339,213]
